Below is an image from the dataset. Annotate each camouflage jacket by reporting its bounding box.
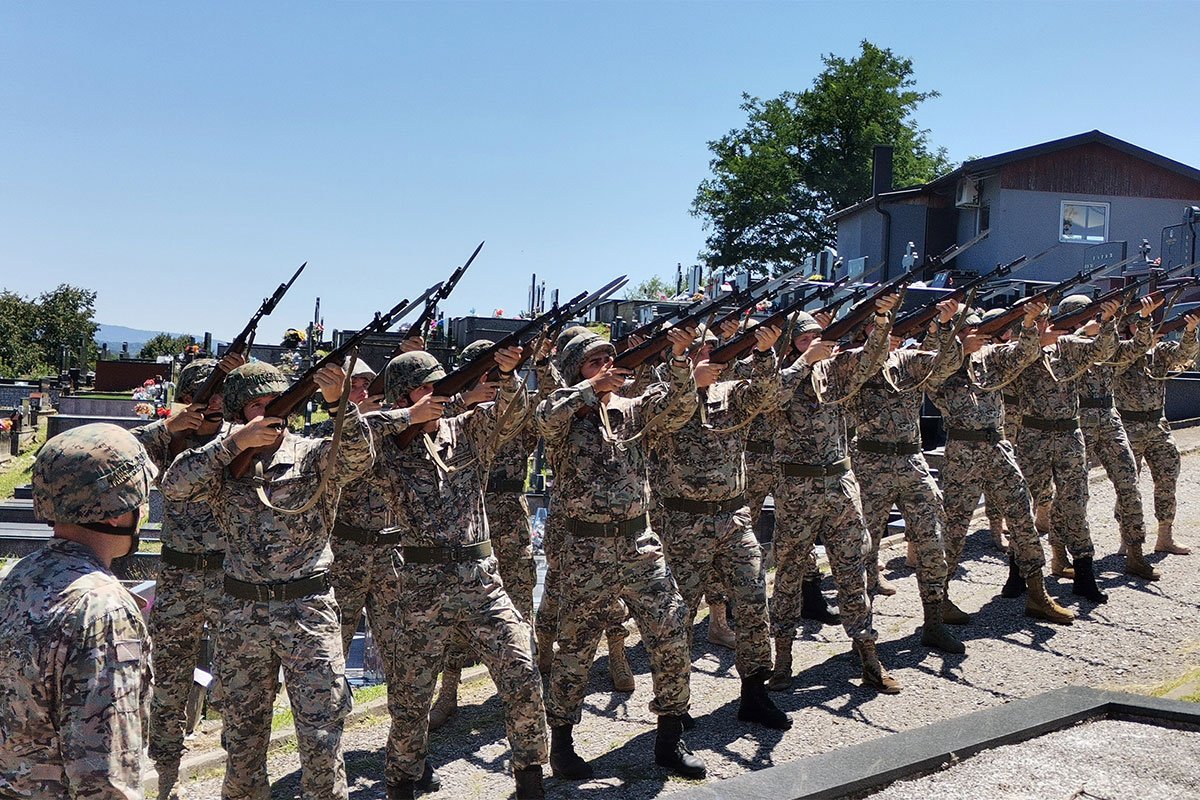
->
[160,406,375,583]
[369,375,526,547]
[1115,328,1200,412]
[0,539,151,799]
[486,360,554,488]
[773,321,890,465]
[1078,317,1152,427]
[536,359,696,523]
[311,411,396,535]
[852,322,962,444]
[652,349,779,502]
[1012,321,1118,421]
[132,418,228,553]
[927,322,1041,430]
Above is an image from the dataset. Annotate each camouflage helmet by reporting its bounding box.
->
[558,332,615,385]
[223,362,289,421]
[457,339,494,367]
[384,351,447,404]
[33,423,156,525]
[175,358,218,401]
[981,307,1009,323]
[963,312,983,327]
[1057,293,1092,316]
[692,324,719,345]
[791,311,822,336]
[555,325,590,355]
[347,356,377,381]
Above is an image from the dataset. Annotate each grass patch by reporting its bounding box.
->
[0,421,46,499]
[1148,667,1200,702]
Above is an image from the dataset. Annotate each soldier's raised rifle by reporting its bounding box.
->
[391,291,591,449]
[890,255,1030,339]
[364,281,451,398]
[407,241,485,341]
[708,264,813,337]
[612,274,776,353]
[817,260,928,342]
[707,276,850,364]
[228,295,426,478]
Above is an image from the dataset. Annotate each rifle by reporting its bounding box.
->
[406,241,485,341]
[973,257,1128,337]
[819,266,920,342]
[365,281,451,398]
[891,255,1028,339]
[1048,283,1146,332]
[913,229,990,281]
[391,294,588,449]
[709,265,814,337]
[612,273,776,353]
[1156,309,1200,336]
[708,277,849,364]
[229,295,424,478]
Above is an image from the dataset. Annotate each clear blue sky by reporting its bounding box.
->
[3,1,1198,341]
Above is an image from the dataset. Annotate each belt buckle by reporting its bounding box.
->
[448,542,463,562]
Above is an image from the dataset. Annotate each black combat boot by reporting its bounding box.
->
[514,765,545,800]
[1071,556,1108,604]
[800,576,841,625]
[737,669,792,730]
[549,725,593,780]
[387,762,440,799]
[387,782,416,800]
[1000,552,1026,598]
[654,714,707,779]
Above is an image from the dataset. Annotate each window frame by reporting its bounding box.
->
[1059,200,1110,245]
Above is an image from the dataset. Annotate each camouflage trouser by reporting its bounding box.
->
[538,514,628,645]
[546,528,691,727]
[942,439,1045,577]
[1124,417,1181,524]
[1016,426,1095,560]
[771,473,874,642]
[214,590,352,800]
[390,556,547,781]
[747,451,820,579]
[855,450,948,604]
[147,563,225,770]
[1082,412,1147,547]
[660,505,771,677]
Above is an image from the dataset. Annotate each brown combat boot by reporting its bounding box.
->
[852,639,901,694]
[1024,574,1074,624]
[988,516,1009,552]
[607,630,635,693]
[869,563,898,596]
[706,600,737,650]
[536,627,554,674]
[514,765,545,799]
[1034,501,1051,533]
[767,636,793,691]
[428,668,460,730]
[1050,539,1075,579]
[1125,542,1161,581]
[941,594,971,625]
[1155,521,1192,555]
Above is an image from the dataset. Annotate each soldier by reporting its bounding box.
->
[926,302,1074,624]
[0,423,155,798]
[1115,311,1200,555]
[1067,293,1160,579]
[370,348,548,799]
[770,296,901,694]
[851,299,964,653]
[131,354,242,798]
[536,329,706,780]
[1010,298,1121,603]
[161,360,373,800]
[654,322,791,729]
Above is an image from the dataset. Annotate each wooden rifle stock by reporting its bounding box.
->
[891,255,1028,339]
[707,278,848,364]
[613,278,767,353]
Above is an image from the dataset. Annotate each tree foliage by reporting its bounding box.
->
[691,40,950,276]
[138,332,194,360]
[0,284,98,377]
[625,275,676,300]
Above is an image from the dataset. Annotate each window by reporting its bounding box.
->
[1060,201,1109,243]
[978,205,990,235]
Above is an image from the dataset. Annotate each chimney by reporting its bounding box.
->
[872,145,894,197]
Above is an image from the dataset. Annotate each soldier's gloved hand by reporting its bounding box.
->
[314,364,347,404]
[802,339,837,365]
[166,406,205,434]
[399,336,426,353]
[666,328,692,358]
[408,394,450,424]
[228,416,286,451]
[463,381,499,406]
[754,325,782,352]
[494,346,523,374]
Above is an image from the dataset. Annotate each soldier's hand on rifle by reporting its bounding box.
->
[693,360,723,388]
[589,364,631,395]
[1079,319,1102,336]
[166,406,205,434]
[314,364,347,404]
[754,325,782,352]
[937,299,961,324]
[408,393,449,424]
[802,339,837,365]
[1138,295,1163,318]
[963,333,990,355]
[219,352,246,373]
[399,336,426,354]
[228,416,286,451]
[494,346,523,374]
[813,311,833,329]
[1098,299,1121,322]
[1022,299,1048,325]
[1040,329,1062,347]
[718,319,741,340]
[1185,313,1200,332]
[463,381,499,406]
[626,333,646,349]
[357,396,383,414]
[666,328,692,358]
[875,293,900,316]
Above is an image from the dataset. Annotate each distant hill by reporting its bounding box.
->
[94,324,202,356]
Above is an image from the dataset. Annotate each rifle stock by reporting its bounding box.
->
[612,277,768,353]
[891,255,1027,339]
[708,278,848,364]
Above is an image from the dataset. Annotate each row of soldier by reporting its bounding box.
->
[1,285,1196,800]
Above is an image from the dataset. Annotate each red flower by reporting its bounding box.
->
[156,407,171,418]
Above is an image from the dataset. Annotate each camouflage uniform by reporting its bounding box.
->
[1011,323,1118,560]
[927,322,1047,577]
[132,415,230,782]
[1078,317,1153,548]
[0,424,155,799]
[654,348,779,676]
[1116,328,1200,524]
[160,365,374,800]
[770,322,890,644]
[535,341,698,729]
[371,362,548,785]
[851,326,962,604]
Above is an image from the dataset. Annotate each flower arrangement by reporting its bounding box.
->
[277,349,303,380]
[282,328,307,349]
[0,418,11,433]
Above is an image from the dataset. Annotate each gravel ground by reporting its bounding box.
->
[181,430,1200,799]
[867,719,1200,800]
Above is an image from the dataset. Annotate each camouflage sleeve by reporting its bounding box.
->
[730,348,780,419]
[816,319,890,404]
[919,322,965,389]
[1159,327,1200,374]
[364,407,413,436]
[533,359,558,403]
[130,418,173,474]
[159,436,228,503]
[536,380,598,446]
[1054,319,1118,376]
[970,322,1042,388]
[625,362,659,396]
[322,402,374,488]
[777,359,814,407]
[1112,316,1154,373]
[58,605,149,798]
[465,373,529,460]
[638,357,697,437]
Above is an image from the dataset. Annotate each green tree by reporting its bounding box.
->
[138,332,194,360]
[0,291,45,376]
[34,284,99,370]
[625,275,676,300]
[691,40,950,276]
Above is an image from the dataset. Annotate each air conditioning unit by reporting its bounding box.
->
[955,179,980,208]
